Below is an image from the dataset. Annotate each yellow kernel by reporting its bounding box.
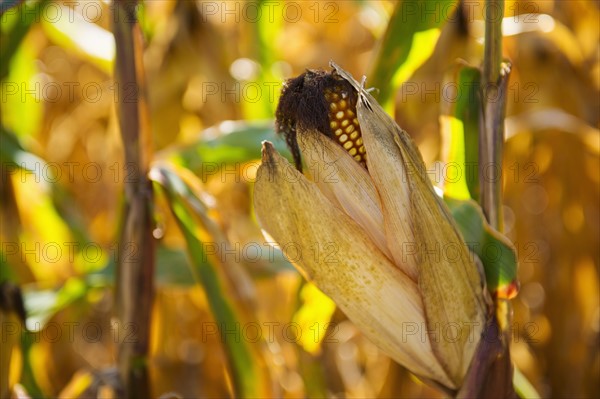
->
[330,121,338,129]
[348,148,357,156]
[354,155,362,161]
[339,99,347,109]
[339,134,348,143]
[345,125,355,134]
[350,131,359,140]
[336,111,344,120]
[332,93,340,101]
[346,109,355,117]
[335,129,343,136]
[356,137,363,146]
[343,141,353,150]
[341,120,349,127]
[330,102,337,111]
[358,145,366,154]
[353,118,359,125]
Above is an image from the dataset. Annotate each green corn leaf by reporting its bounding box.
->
[369,0,457,110]
[443,65,481,201]
[455,66,481,201]
[444,196,519,299]
[158,121,290,177]
[0,0,50,80]
[150,164,272,398]
[22,277,88,331]
[513,365,541,399]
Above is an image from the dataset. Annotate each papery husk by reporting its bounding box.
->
[332,62,488,387]
[297,130,391,260]
[254,142,454,388]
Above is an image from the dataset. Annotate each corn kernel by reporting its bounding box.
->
[323,82,367,169]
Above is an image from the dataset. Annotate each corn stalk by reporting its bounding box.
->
[112,0,154,396]
[459,0,516,397]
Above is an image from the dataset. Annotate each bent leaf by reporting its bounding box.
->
[158,121,289,177]
[150,164,272,398]
[444,197,519,299]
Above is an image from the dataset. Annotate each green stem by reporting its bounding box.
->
[467,0,518,397]
[480,0,506,231]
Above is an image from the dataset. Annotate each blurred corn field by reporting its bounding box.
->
[0,0,598,398]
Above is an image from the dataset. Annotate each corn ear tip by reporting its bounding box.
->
[260,140,276,162]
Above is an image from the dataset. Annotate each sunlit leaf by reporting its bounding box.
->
[292,282,336,355]
[57,370,94,398]
[0,0,50,80]
[513,365,541,399]
[40,4,114,74]
[442,65,481,200]
[369,0,457,110]
[11,170,78,282]
[238,1,284,120]
[391,27,445,96]
[441,116,470,199]
[1,34,44,139]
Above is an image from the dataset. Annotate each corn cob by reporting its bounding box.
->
[275,70,367,170]
[324,86,367,167]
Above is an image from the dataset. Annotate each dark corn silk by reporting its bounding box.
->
[275,69,366,171]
